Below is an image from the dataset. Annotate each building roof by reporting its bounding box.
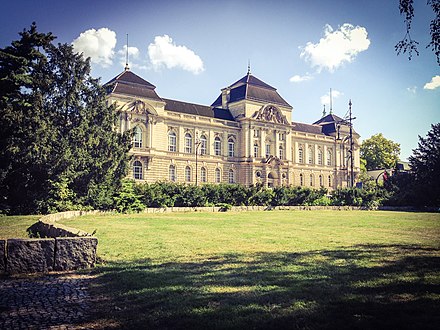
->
[291,122,325,135]
[212,72,292,108]
[105,70,163,102]
[163,98,235,121]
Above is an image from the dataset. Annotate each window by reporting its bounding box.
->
[328,175,332,187]
[298,146,304,163]
[168,131,177,152]
[184,133,192,153]
[318,148,323,165]
[200,167,207,182]
[215,168,221,183]
[327,149,332,166]
[185,166,191,182]
[169,165,176,181]
[265,143,271,158]
[228,169,235,183]
[200,135,207,155]
[319,175,323,187]
[279,132,285,141]
[133,160,143,180]
[254,143,259,158]
[310,174,314,186]
[254,129,260,137]
[133,126,142,148]
[279,145,284,159]
[308,146,313,164]
[300,173,304,186]
[214,137,221,156]
[228,138,235,157]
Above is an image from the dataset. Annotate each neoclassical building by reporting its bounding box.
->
[105,68,360,189]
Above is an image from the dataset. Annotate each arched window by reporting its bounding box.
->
[298,146,304,163]
[228,169,235,183]
[133,160,143,180]
[214,137,221,156]
[184,133,192,153]
[168,131,177,152]
[254,143,259,158]
[310,174,314,186]
[300,173,304,186]
[200,167,207,182]
[185,166,191,182]
[228,138,235,157]
[308,146,313,164]
[318,148,323,165]
[328,175,332,187]
[319,174,323,187]
[133,126,143,148]
[279,145,284,159]
[200,135,207,155]
[169,165,176,181]
[215,168,221,183]
[327,149,332,166]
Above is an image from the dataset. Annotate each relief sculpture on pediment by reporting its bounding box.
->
[253,105,289,125]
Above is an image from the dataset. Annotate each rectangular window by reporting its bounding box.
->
[265,144,271,158]
[214,138,221,156]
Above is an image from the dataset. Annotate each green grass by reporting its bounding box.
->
[57,210,440,329]
[0,215,40,239]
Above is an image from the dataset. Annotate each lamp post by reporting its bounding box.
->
[195,132,202,186]
[336,100,356,188]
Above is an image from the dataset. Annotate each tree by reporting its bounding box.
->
[409,123,440,206]
[360,133,401,171]
[0,24,132,214]
[396,0,440,65]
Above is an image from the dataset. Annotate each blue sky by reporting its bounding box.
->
[1,0,438,160]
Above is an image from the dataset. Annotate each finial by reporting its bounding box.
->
[247,59,251,75]
[329,88,333,114]
[124,34,130,71]
[322,104,326,117]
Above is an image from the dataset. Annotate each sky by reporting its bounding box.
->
[1,0,438,160]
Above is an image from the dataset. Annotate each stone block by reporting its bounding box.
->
[0,240,5,273]
[7,238,55,274]
[54,237,98,271]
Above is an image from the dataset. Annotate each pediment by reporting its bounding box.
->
[252,105,289,125]
[128,100,158,116]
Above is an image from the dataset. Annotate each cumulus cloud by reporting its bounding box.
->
[72,28,117,67]
[424,75,440,90]
[300,23,371,72]
[320,89,343,106]
[289,73,313,83]
[148,35,204,74]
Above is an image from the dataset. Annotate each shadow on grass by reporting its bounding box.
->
[88,244,440,329]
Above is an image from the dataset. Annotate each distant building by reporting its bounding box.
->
[105,68,360,188]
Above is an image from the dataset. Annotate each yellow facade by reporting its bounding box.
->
[105,69,360,189]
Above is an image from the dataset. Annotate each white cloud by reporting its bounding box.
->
[320,90,343,106]
[148,35,204,74]
[72,28,117,67]
[300,23,371,72]
[407,86,417,94]
[117,45,141,68]
[424,75,440,90]
[289,73,313,83]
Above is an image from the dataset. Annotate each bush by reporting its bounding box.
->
[114,180,145,213]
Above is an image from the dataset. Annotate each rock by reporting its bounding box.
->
[7,238,55,274]
[54,237,98,271]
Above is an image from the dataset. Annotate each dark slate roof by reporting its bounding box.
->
[313,114,344,125]
[313,113,358,136]
[291,122,325,135]
[212,72,291,108]
[105,70,163,102]
[163,98,235,121]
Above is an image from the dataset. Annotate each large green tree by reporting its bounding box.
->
[0,23,132,214]
[409,123,440,206]
[360,133,401,171]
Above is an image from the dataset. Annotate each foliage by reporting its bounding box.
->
[360,133,401,171]
[113,180,145,213]
[396,0,440,65]
[409,123,440,206]
[331,187,387,208]
[0,24,132,214]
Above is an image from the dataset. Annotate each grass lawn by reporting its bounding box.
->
[0,215,40,239]
[57,210,440,329]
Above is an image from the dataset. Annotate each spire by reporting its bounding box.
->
[322,104,326,117]
[329,88,333,114]
[124,34,129,71]
[247,59,251,75]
